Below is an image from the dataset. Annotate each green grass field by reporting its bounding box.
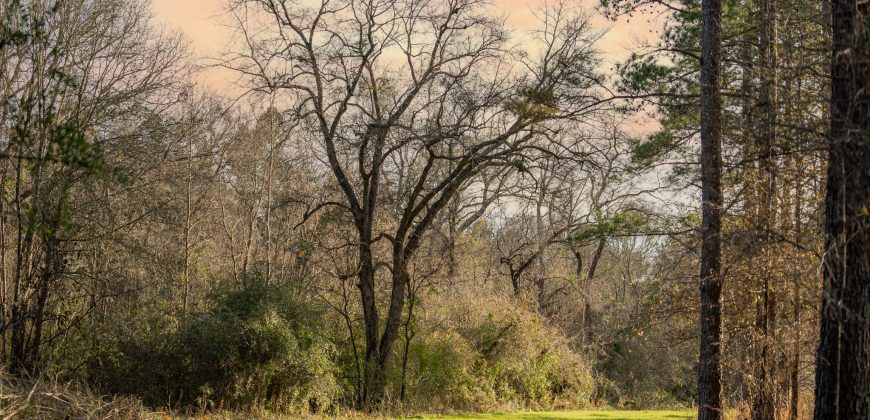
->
[406,409,696,420]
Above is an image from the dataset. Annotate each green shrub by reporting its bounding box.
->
[91,281,339,414]
[399,329,478,410]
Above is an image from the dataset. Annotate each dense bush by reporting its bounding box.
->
[394,287,595,412]
[595,334,696,408]
[90,281,339,413]
[588,280,697,409]
[70,278,597,416]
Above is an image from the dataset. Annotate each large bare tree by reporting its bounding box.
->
[228,0,610,407]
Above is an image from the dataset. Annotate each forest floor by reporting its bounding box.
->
[403,409,696,420]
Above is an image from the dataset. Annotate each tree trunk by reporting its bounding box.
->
[587,238,606,282]
[378,258,410,383]
[357,238,380,409]
[580,238,605,346]
[183,130,193,312]
[752,0,778,417]
[753,291,777,420]
[265,118,275,286]
[698,0,725,416]
[360,253,411,408]
[446,205,458,279]
[0,171,6,365]
[789,154,804,420]
[27,246,56,375]
[813,0,870,417]
[399,283,417,402]
[789,325,799,420]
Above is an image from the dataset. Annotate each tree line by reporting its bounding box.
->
[0,0,867,418]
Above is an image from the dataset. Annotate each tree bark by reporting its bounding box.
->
[357,237,380,409]
[698,0,725,417]
[813,0,870,417]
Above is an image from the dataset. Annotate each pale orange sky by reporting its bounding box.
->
[151,0,661,95]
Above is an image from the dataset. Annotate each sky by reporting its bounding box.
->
[151,0,663,94]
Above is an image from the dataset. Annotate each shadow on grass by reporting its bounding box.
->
[408,410,696,420]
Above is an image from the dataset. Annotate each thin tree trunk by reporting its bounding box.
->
[27,242,56,375]
[337,273,363,406]
[789,155,804,420]
[399,283,417,402]
[698,0,725,416]
[0,171,6,364]
[183,130,192,313]
[789,287,800,420]
[446,223,457,279]
[587,237,606,282]
[240,201,260,281]
[813,0,870,417]
[445,146,459,279]
[584,238,606,345]
[218,195,241,285]
[10,155,29,375]
[753,0,778,417]
[265,104,276,285]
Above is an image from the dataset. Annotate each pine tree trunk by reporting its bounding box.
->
[698,0,725,417]
[753,0,778,417]
[813,0,870,417]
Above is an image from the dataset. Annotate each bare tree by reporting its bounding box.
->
[0,0,187,374]
[494,121,645,313]
[228,0,610,407]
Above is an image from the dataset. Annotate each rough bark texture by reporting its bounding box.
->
[813,0,870,418]
[698,0,724,417]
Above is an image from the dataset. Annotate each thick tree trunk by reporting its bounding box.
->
[813,0,870,417]
[359,240,414,410]
[379,258,410,376]
[698,0,724,417]
[8,299,27,375]
[357,239,381,409]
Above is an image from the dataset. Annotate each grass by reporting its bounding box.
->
[404,409,696,420]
